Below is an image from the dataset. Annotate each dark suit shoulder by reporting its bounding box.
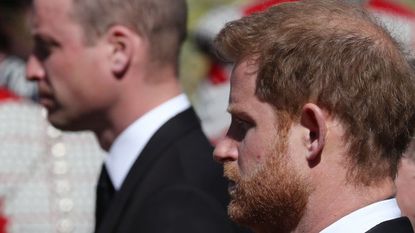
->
[141,116,229,206]
[128,184,233,233]
[103,108,252,233]
[366,217,414,233]
[143,108,226,198]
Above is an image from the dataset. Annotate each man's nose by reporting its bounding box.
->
[26,55,45,81]
[213,137,238,164]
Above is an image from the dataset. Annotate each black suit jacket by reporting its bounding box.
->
[366,217,414,233]
[95,108,250,233]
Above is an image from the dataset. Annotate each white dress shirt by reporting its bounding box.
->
[105,94,191,190]
[320,198,402,233]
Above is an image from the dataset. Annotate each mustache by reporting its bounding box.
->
[224,162,240,182]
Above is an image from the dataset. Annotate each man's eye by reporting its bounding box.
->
[34,41,52,61]
[234,118,250,130]
[33,37,59,61]
[227,117,251,141]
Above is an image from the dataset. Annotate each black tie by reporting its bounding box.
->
[95,165,115,231]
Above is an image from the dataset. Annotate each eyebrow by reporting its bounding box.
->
[33,34,43,42]
[227,105,253,121]
[33,34,60,46]
[33,34,49,44]
[33,33,50,41]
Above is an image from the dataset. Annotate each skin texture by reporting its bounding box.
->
[27,0,182,150]
[213,2,414,233]
[396,157,415,229]
[214,59,310,233]
[27,0,117,132]
[213,57,398,233]
[26,1,250,233]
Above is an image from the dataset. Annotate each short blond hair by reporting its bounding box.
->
[72,0,187,69]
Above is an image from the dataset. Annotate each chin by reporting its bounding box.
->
[48,115,86,132]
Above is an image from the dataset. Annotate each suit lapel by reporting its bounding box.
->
[97,108,201,233]
[365,217,414,233]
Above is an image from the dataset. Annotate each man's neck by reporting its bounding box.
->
[293,178,396,233]
[94,65,182,151]
[97,128,118,151]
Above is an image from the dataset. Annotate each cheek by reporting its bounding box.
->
[238,134,270,175]
[46,61,88,106]
[396,161,415,212]
[397,163,415,192]
[43,53,77,85]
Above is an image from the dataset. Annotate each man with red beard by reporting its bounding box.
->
[213,0,415,233]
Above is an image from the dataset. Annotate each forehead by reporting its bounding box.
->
[229,59,258,106]
[33,0,72,23]
[229,59,278,123]
[32,0,82,39]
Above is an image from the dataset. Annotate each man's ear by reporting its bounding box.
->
[300,103,327,163]
[105,25,133,78]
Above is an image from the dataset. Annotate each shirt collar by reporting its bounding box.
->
[105,94,190,190]
[320,198,401,233]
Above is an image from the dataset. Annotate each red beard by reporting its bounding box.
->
[224,134,310,233]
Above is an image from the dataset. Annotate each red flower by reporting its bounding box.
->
[0,214,7,233]
[0,199,8,233]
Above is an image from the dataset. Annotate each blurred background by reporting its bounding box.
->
[183,0,415,142]
[181,0,415,94]
[0,0,414,232]
[1,0,415,142]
